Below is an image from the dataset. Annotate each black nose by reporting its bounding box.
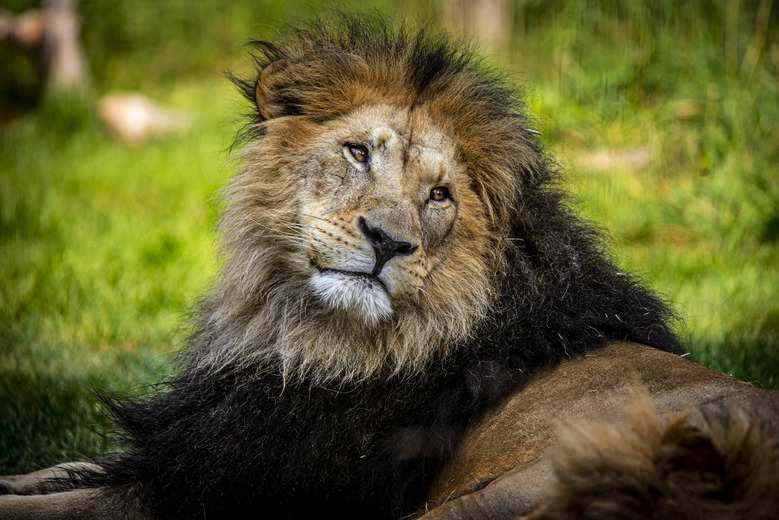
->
[358,217,418,275]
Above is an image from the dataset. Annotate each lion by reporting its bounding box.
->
[1,15,777,520]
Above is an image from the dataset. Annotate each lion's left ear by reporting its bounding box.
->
[255,59,289,120]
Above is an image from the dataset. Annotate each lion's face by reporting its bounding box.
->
[214,103,496,380]
[286,104,490,325]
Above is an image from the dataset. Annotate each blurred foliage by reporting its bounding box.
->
[510,0,779,248]
[0,0,777,472]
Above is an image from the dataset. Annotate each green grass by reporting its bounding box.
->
[0,80,237,472]
[1,1,777,474]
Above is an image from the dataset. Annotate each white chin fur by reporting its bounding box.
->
[309,271,393,325]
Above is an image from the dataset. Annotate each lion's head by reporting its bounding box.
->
[187,16,676,384]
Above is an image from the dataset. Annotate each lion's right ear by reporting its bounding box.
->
[255,59,289,120]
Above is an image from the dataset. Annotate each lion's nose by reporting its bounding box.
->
[358,217,418,275]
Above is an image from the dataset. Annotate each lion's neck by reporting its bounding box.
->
[184,272,486,385]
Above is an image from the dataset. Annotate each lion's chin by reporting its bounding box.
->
[309,271,393,325]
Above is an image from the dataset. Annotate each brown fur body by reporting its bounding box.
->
[421,343,779,519]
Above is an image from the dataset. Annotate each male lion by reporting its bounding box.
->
[1,16,777,520]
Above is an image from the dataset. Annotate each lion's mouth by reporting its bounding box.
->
[308,260,393,324]
[313,264,389,294]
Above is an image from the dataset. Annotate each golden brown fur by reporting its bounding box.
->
[421,343,779,519]
[527,396,779,520]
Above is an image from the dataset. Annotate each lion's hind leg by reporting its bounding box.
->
[0,487,144,520]
[0,462,102,496]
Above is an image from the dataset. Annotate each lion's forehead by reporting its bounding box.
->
[349,104,455,146]
[323,104,462,188]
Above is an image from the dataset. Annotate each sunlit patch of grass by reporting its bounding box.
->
[0,79,239,472]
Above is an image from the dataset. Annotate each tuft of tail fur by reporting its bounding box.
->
[527,396,779,520]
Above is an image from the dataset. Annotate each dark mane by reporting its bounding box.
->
[231,14,477,121]
[78,15,680,519]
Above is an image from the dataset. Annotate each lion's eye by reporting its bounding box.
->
[429,186,452,202]
[344,143,369,164]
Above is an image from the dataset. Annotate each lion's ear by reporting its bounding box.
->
[255,59,289,120]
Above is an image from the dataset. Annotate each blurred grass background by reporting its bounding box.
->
[1,0,777,473]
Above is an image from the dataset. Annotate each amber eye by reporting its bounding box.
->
[429,186,452,202]
[345,143,369,164]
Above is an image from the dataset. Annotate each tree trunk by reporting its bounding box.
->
[43,0,88,92]
[445,0,510,53]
